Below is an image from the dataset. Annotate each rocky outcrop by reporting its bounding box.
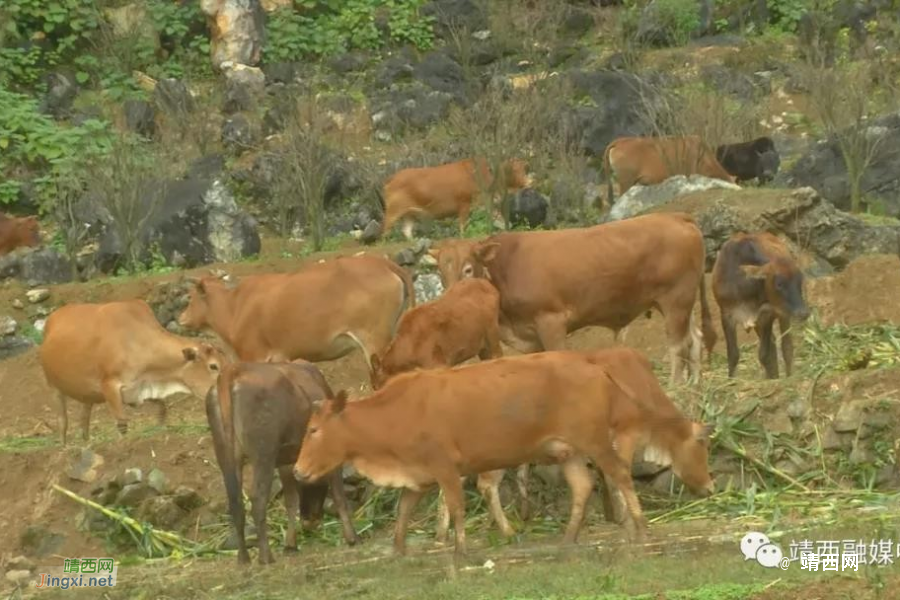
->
[607,175,742,222]
[200,0,265,69]
[644,186,900,272]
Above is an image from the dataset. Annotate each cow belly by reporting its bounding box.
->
[120,381,192,406]
[351,457,434,491]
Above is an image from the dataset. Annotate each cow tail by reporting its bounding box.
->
[603,143,615,210]
[698,270,716,359]
[206,365,241,522]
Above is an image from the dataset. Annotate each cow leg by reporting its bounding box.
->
[277,466,300,553]
[327,468,361,546]
[560,458,595,544]
[476,470,514,538]
[149,398,167,426]
[437,474,468,557]
[756,312,779,379]
[435,487,451,544]
[56,393,68,446]
[101,380,128,436]
[603,434,637,527]
[535,312,567,351]
[779,316,795,377]
[722,314,740,378]
[457,202,472,236]
[394,487,426,556]
[80,402,94,442]
[250,464,276,564]
[588,444,646,542]
[516,464,531,521]
[478,320,503,360]
[228,464,249,564]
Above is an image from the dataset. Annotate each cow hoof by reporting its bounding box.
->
[238,552,251,565]
[283,546,298,554]
[345,534,361,546]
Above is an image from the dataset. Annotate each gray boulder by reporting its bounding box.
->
[0,247,73,285]
[200,0,265,68]
[644,186,900,271]
[607,175,742,222]
[781,112,900,216]
[124,100,157,138]
[414,273,444,304]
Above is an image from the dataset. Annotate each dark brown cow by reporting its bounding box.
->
[206,360,359,565]
[0,213,41,255]
[39,299,228,443]
[712,232,811,379]
[178,254,414,366]
[293,347,715,558]
[603,136,736,201]
[379,157,532,239]
[716,137,781,184]
[428,212,716,385]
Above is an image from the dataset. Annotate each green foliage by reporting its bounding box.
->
[0,0,100,86]
[653,0,702,46]
[265,0,434,62]
[0,87,111,209]
[768,0,810,32]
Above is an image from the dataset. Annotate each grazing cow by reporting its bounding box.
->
[39,300,227,444]
[367,277,519,540]
[378,157,532,240]
[178,254,414,366]
[712,232,811,379]
[293,347,715,558]
[428,212,716,385]
[603,136,736,201]
[207,360,359,565]
[716,137,781,184]
[0,213,41,255]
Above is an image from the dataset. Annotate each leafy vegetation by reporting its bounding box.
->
[264,0,434,62]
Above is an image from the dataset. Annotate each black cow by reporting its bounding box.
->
[716,137,780,184]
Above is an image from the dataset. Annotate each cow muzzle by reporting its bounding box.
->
[293,466,310,483]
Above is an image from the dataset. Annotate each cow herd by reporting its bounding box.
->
[31,134,808,566]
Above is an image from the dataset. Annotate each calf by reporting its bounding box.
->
[368,277,519,540]
[0,213,41,255]
[603,135,736,201]
[294,347,714,558]
[207,361,359,565]
[379,157,532,240]
[712,232,811,379]
[39,300,227,444]
[178,254,414,366]
[715,137,780,184]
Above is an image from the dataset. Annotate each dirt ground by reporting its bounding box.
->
[2,241,900,598]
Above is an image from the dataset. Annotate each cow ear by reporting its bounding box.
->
[740,264,768,279]
[475,241,500,264]
[331,389,349,414]
[182,347,198,361]
[694,422,714,441]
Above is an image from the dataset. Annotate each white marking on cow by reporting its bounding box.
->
[351,458,428,491]
[342,331,372,368]
[120,381,192,406]
[731,304,760,332]
[641,443,673,467]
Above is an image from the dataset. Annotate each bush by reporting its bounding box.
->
[264,0,434,62]
[0,87,111,210]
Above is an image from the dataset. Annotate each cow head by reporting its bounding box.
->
[756,150,780,183]
[503,158,533,190]
[429,239,499,287]
[16,216,41,248]
[178,277,221,330]
[670,422,716,497]
[179,342,227,398]
[741,259,810,322]
[294,390,351,484]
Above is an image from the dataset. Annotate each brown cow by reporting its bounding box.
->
[603,136,736,201]
[293,348,715,558]
[39,299,227,444]
[379,157,532,240]
[207,360,359,565]
[428,212,716,385]
[712,232,811,379]
[178,254,415,366]
[0,213,41,255]
[367,277,519,540]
